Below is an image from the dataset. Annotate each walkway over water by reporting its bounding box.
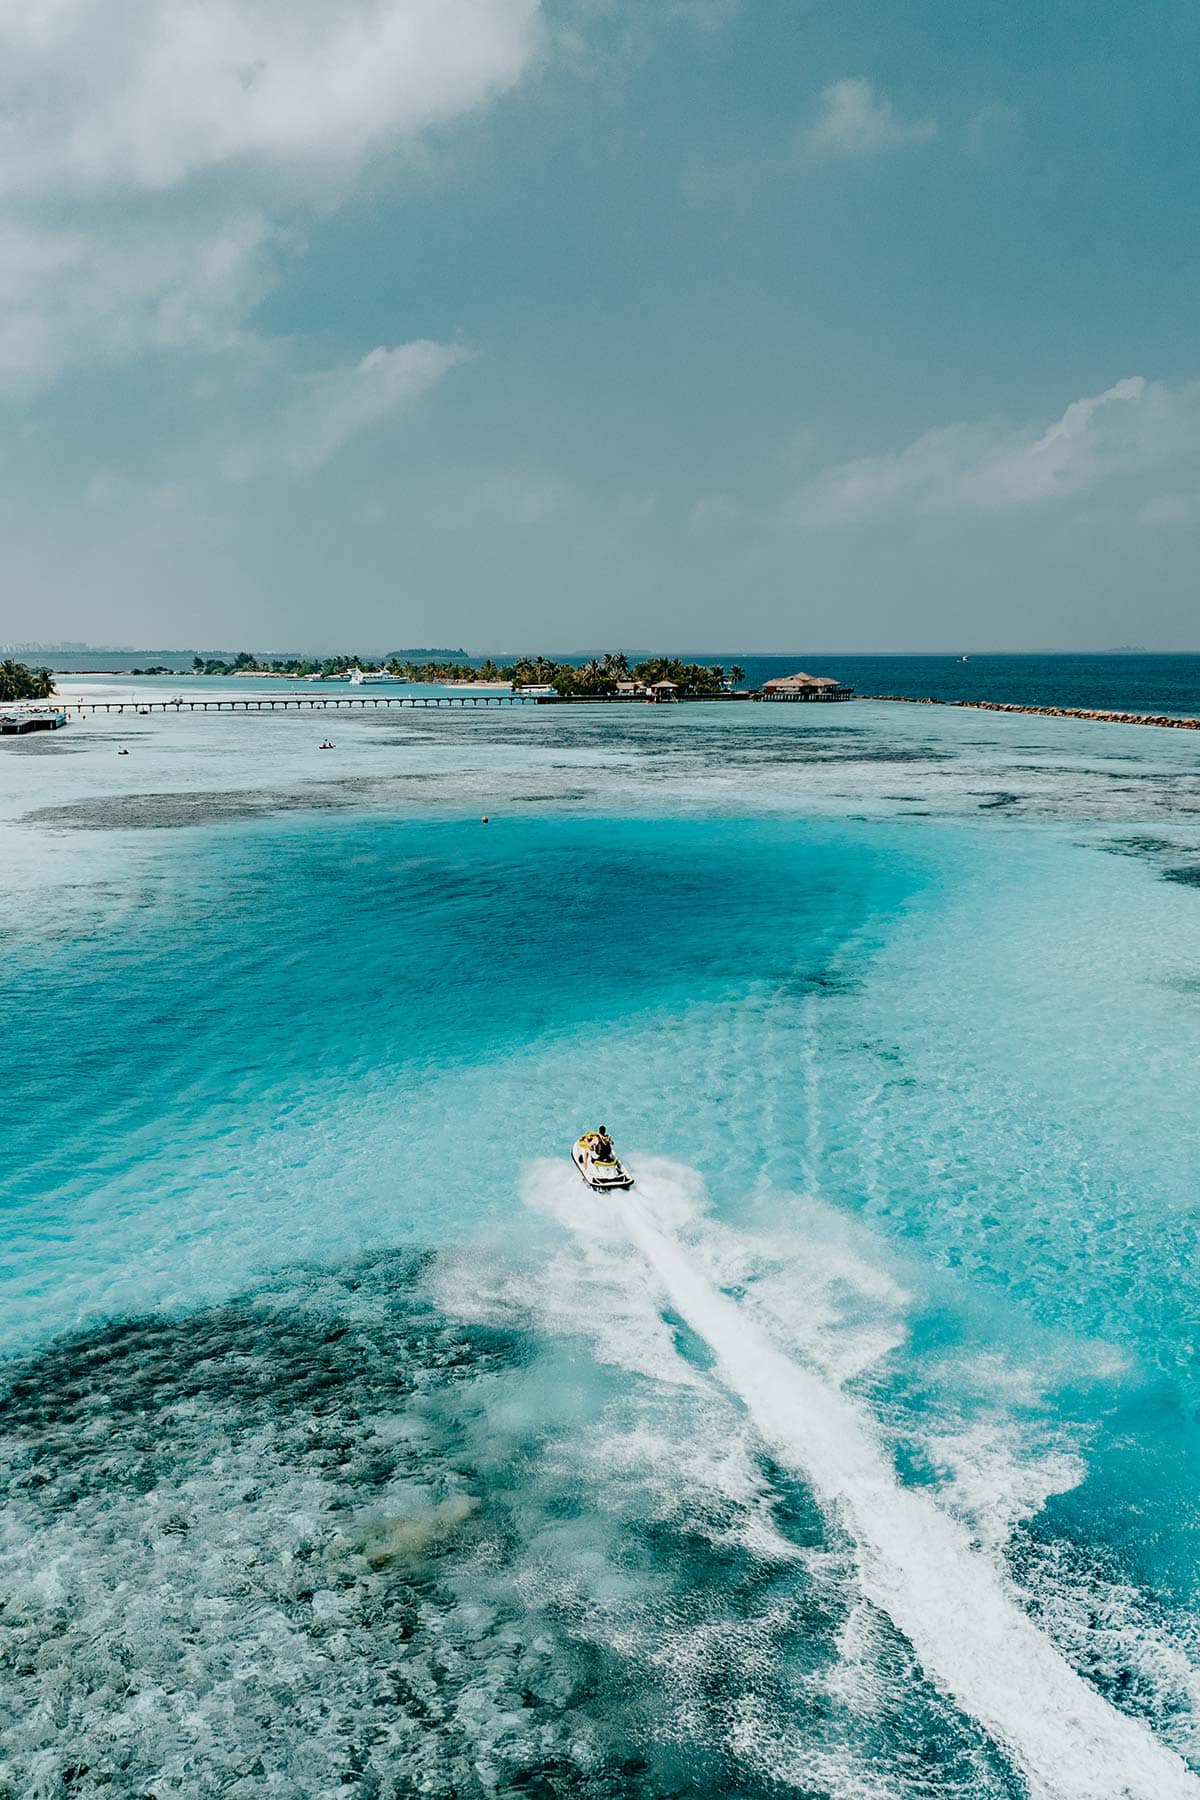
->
[70,694,539,715]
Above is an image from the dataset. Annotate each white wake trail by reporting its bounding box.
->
[614,1189,1199,1800]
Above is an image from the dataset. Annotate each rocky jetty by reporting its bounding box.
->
[863,696,1200,731]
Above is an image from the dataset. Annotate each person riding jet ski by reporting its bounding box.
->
[572,1126,634,1191]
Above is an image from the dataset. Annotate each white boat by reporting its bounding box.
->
[572,1132,634,1192]
[349,666,401,685]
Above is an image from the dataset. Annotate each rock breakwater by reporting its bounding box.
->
[863,696,1200,730]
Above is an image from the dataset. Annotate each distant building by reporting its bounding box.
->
[759,671,853,702]
[648,680,679,703]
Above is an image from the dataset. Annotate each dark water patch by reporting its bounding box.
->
[0,1250,503,1498]
[0,1253,711,1798]
[1105,768,1198,785]
[719,744,952,768]
[24,786,330,829]
[21,777,472,831]
[1096,835,1200,893]
[974,792,1023,811]
[660,1308,717,1374]
[1106,835,1185,857]
[1,737,95,754]
[778,967,861,998]
[821,745,952,765]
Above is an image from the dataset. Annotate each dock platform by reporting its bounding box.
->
[1,708,68,734]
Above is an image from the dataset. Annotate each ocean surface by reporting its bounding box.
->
[4,685,1200,1797]
[748,652,1200,713]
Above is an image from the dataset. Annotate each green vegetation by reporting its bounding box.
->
[189,651,469,677]
[184,650,747,695]
[0,660,55,702]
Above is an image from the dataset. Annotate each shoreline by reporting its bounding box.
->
[863,695,1200,731]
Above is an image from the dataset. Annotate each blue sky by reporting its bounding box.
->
[2,0,1199,652]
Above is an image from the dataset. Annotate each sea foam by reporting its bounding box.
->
[525,1156,1200,1800]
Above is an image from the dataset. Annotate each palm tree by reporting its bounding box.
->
[730,664,745,687]
[0,660,55,701]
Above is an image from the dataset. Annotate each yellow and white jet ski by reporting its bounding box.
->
[572,1131,634,1192]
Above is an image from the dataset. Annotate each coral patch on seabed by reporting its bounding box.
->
[0,1234,1027,1800]
[0,1254,627,1800]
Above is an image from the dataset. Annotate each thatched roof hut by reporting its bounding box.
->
[759,671,853,702]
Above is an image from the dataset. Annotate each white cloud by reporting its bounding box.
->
[804,78,936,157]
[0,214,278,391]
[0,0,541,197]
[0,0,541,391]
[788,377,1200,527]
[225,341,469,477]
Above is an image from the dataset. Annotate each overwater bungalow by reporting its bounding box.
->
[759,672,853,702]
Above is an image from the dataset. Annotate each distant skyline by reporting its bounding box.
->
[2,1,1199,651]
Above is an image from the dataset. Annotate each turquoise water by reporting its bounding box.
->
[4,694,1200,1797]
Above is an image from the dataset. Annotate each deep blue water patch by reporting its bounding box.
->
[1,812,924,1337]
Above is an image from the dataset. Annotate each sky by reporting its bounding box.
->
[2,0,1199,654]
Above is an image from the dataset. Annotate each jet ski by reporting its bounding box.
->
[572,1131,634,1192]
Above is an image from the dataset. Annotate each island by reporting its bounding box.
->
[185,651,749,696]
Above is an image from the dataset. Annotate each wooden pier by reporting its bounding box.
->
[68,693,538,716]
